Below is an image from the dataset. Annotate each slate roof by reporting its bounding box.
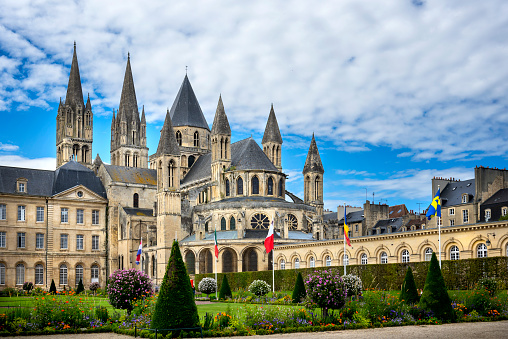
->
[211,95,231,135]
[262,105,283,144]
[244,229,281,239]
[53,161,107,198]
[155,111,181,156]
[441,179,475,207]
[118,55,140,124]
[323,212,338,221]
[303,134,324,174]
[103,165,157,186]
[338,210,364,224]
[181,153,212,185]
[65,43,84,110]
[123,207,154,217]
[169,75,209,130]
[482,188,508,206]
[373,217,404,231]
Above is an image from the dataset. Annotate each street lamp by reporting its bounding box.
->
[486,232,495,246]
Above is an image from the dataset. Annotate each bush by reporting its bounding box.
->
[400,266,419,304]
[477,277,498,296]
[49,279,57,294]
[342,274,363,298]
[198,278,217,296]
[306,270,347,318]
[292,272,307,303]
[89,282,100,292]
[219,276,232,300]
[76,279,85,294]
[248,280,271,297]
[22,282,33,293]
[418,252,455,321]
[95,306,109,322]
[107,269,153,314]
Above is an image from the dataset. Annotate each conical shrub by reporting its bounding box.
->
[76,279,85,294]
[49,279,57,294]
[400,266,419,304]
[292,272,307,303]
[218,275,232,300]
[151,241,200,333]
[418,252,455,321]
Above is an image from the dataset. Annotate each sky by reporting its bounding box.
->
[1,0,508,213]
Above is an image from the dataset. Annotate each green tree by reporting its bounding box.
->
[400,266,419,304]
[76,279,85,294]
[49,279,57,294]
[152,240,199,334]
[218,275,232,300]
[418,252,455,321]
[291,272,307,303]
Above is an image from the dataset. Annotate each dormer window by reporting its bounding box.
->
[485,209,491,221]
[462,194,468,203]
[16,178,27,193]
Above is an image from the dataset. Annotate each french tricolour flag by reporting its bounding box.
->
[135,239,142,265]
[264,220,274,253]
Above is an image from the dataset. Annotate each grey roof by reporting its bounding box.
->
[287,231,314,240]
[210,95,231,135]
[181,230,238,243]
[169,75,209,130]
[244,229,281,239]
[373,217,404,231]
[155,111,181,156]
[53,161,107,198]
[441,179,475,207]
[64,43,84,109]
[262,105,283,144]
[303,134,324,174]
[339,210,365,224]
[103,165,157,186]
[231,137,278,171]
[123,207,154,217]
[118,55,139,124]
[482,188,508,206]
[323,212,337,221]
[181,153,211,185]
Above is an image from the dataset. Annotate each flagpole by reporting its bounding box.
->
[438,185,441,269]
[343,203,346,276]
[215,224,218,299]
[272,218,275,294]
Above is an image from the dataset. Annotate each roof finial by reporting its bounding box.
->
[74,41,76,49]
[128,52,130,60]
[185,65,188,75]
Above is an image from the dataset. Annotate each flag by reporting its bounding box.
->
[426,188,441,220]
[264,220,274,253]
[135,239,142,265]
[344,207,351,247]
[214,228,219,258]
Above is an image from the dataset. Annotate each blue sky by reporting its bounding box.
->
[1,0,508,213]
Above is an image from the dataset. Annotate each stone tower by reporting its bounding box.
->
[303,134,324,217]
[168,75,210,177]
[110,54,148,168]
[210,95,231,201]
[56,43,93,168]
[262,104,283,170]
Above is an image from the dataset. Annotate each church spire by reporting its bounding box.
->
[303,133,324,174]
[141,105,146,124]
[118,53,139,123]
[211,95,231,136]
[156,109,181,156]
[64,42,84,108]
[262,104,283,144]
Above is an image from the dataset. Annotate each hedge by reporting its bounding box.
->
[195,257,508,291]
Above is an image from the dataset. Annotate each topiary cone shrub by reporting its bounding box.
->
[218,275,232,300]
[49,279,57,294]
[400,266,419,304]
[76,279,85,294]
[152,240,199,334]
[292,272,307,303]
[418,252,455,321]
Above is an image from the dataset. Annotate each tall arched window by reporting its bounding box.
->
[35,264,44,285]
[237,177,243,195]
[75,265,83,286]
[278,179,283,197]
[251,176,259,195]
[152,255,157,277]
[81,145,89,163]
[224,138,228,158]
[176,131,182,146]
[194,131,199,147]
[225,179,230,197]
[343,254,349,266]
[280,259,285,270]
[424,247,433,261]
[361,253,368,265]
[230,216,236,230]
[381,252,388,264]
[477,243,487,258]
[188,155,195,167]
[91,265,99,283]
[0,263,5,285]
[314,176,320,200]
[16,263,25,285]
[267,177,274,195]
[133,193,139,208]
[325,256,332,267]
[60,264,68,285]
[450,246,460,260]
[309,257,315,268]
[401,250,410,263]
[169,160,175,187]
[294,258,300,269]
[304,176,310,201]
[221,217,227,230]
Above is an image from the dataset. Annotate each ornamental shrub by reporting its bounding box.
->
[418,252,455,321]
[400,266,419,304]
[151,240,199,334]
[76,279,85,294]
[342,274,363,298]
[49,279,56,294]
[477,277,498,296]
[22,281,33,293]
[306,269,347,317]
[292,272,307,303]
[198,278,217,297]
[219,275,232,300]
[248,280,270,297]
[107,268,153,314]
[89,282,100,292]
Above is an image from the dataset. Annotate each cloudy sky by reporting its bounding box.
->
[1,0,507,212]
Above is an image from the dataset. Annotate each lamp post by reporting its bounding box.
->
[486,232,496,246]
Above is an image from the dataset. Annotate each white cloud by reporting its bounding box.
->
[0,142,19,151]
[0,155,55,170]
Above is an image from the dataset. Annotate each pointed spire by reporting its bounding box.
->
[156,109,181,156]
[168,74,209,130]
[303,133,324,174]
[65,42,84,108]
[85,93,92,110]
[262,104,283,144]
[211,95,231,135]
[118,53,139,123]
[111,110,116,127]
[141,105,146,124]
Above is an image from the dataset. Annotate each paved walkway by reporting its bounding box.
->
[4,320,508,339]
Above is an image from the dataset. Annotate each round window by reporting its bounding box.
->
[77,191,83,198]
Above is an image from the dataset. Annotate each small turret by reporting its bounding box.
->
[303,134,324,215]
[262,104,283,170]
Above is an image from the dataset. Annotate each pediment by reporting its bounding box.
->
[52,184,107,202]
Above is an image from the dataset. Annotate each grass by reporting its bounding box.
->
[0,295,112,309]
[196,302,304,320]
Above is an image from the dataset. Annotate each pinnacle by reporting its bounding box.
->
[65,42,84,109]
[211,95,231,135]
[262,104,282,144]
[156,110,180,156]
[118,54,139,124]
[303,134,324,174]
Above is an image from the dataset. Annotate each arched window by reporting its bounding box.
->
[133,193,139,208]
[125,153,130,166]
[401,249,410,263]
[267,177,273,195]
[81,145,89,163]
[237,177,243,195]
[225,179,230,197]
[224,138,228,158]
[75,265,83,286]
[16,263,25,285]
[361,253,368,265]
[250,213,269,229]
[304,176,310,201]
[325,255,332,267]
[152,255,156,278]
[188,155,195,168]
[60,264,68,285]
[424,247,433,261]
[309,257,315,268]
[35,264,44,285]
[251,176,259,195]
[185,252,195,275]
[343,254,349,266]
[194,131,199,147]
[230,216,236,230]
[169,160,175,187]
[91,265,99,283]
[278,179,283,197]
[287,214,298,230]
[0,263,5,285]
[205,222,209,232]
[176,131,182,146]
[73,144,80,160]
[221,217,227,231]
[450,246,460,260]
[314,176,320,200]
[280,259,285,270]
[381,252,388,264]
[294,258,300,269]
[477,243,487,258]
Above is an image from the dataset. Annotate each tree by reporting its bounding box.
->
[218,276,232,300]
[49,279,57,294]
[291,272,307,303]
[198,278,217,297]
[400,266,419,304]
[22,282,34,294]
[418,252,455,321]
[248,280,271,297]
[306,269,347,318]
[76,279,85,294]
[151,240,199,333]
[107,269,153,314]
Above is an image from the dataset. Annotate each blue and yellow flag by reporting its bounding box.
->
[426,188,441,220]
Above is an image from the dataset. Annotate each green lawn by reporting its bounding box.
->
[0,295,113,310]
[196,302,304,320]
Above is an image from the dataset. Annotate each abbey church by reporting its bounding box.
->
[0,45,507,289]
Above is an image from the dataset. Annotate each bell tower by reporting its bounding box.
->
[303,134,324,216]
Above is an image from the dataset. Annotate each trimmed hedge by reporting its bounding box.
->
[196,257,508,291]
